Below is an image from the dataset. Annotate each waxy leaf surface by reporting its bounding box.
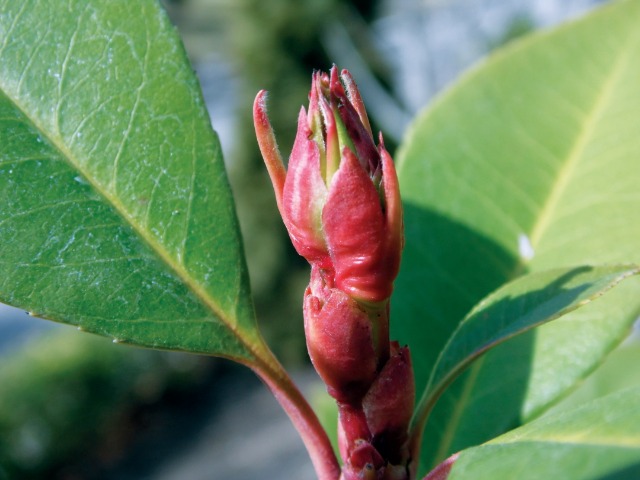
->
[0,1,262,361]
[394,0,640,471]
[446,387,640,479]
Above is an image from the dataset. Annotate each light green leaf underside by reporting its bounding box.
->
[413,265,640,430]
[447,387,640,479]
[393,0,640,471]
[0,0,259,359]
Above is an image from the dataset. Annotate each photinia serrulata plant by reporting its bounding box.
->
[1,1,640,479]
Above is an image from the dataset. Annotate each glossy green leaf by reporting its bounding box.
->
[393,0,640,471]
[544,337,640,418]
[412,265,640,434]
[445,387,640,480]
[0,1,263,362]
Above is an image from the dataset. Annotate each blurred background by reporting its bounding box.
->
[0,0,622,479]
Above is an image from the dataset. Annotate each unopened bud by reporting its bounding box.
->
[341,441,385,480]
[362,343,415,463]
[254,66,403,304]
[304,268,378,402]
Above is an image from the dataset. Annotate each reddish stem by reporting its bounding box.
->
[250,352,341,480]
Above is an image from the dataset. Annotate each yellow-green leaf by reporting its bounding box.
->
[447,387,640,479]
[394,0,640,471]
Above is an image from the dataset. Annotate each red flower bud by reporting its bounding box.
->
[341,441,385,480]
[254,66,403,304]
[304,267,378,402]
[362,344,415,464]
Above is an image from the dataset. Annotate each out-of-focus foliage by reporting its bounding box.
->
[0,332,212,480]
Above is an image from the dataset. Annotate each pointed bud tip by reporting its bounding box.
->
[342,69,373,137]
[253,89,287,215]
[330,65,346,98]
[253,90,269,122]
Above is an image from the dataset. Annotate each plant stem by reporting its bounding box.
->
[250,351,341,480]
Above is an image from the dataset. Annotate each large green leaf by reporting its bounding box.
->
[393,0,640,471]
[412,265,639,434]
[0,1,262,362]
[445,387,640,480]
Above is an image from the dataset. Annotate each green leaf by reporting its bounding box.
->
[412,265,640,434]
[544,337,640,418]
[393,0,640,470]
[446,387,640,480]
[0,1,262,361]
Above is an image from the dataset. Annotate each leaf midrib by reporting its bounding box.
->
[527,29,639,253]
[491,435,640,449]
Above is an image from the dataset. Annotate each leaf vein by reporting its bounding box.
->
[528,28,640,249]
[109,23,150,194]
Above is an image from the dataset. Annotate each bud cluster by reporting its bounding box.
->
[254,66,414,479]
